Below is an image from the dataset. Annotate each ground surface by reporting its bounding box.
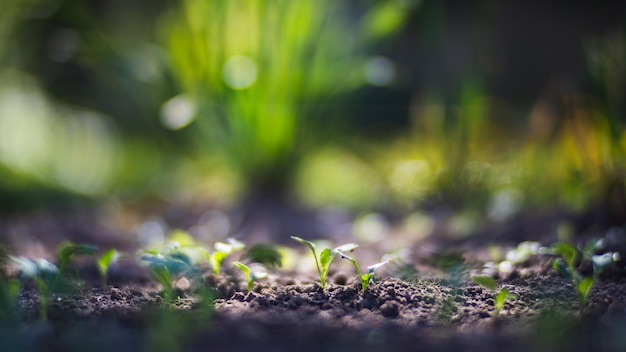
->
[2,205,626,351]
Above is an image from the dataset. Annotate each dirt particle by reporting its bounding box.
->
[380,301,400,318]
[110,289,124,301]
[334,275,348,285]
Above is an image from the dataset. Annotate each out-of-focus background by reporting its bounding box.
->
[0,0,624,253]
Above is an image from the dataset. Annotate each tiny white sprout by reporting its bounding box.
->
[227,238,245,251]
[333,243,358,253]
[36,258,59,274]
[592,252,615,269]
[251,271,267,281]
[9,256,38,278]
[367,260,390,274]
[339,253,354,261]
[214,241,233,253]
[613,252,621,262]
[498,260,514,273]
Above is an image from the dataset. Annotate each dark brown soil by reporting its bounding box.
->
[2,205,626,351]
[6,266,626,352]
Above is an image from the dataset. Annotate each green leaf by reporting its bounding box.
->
[320,248,331,271]
[577,277,595,304]
[233,262,252,291]
[233,262,250,276]
[210,251,229,275]
[97,249,121,275]
[552,258,571,278]
[472,276,497,290]
[552,242,578,269]
[291,236,316,252]
[148,262,172,290]
[33,276,49,320]
[494,289,509,309]
[58,243,98,269]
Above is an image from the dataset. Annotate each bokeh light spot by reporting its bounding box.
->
[160,94,196,130]
[222,55,258,90]
[365,56,396,86]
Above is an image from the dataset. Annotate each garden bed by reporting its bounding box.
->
[2,206,626,352]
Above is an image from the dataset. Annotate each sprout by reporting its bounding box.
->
[209,239,245,275]
[233,262,267,292]
[57,242,98,275]
[551,242,618,313]
[9,256,61,320]
[339,253,390,291]
[97,249,121,287]
[472,276,516,317]
[291,236,358,289]
[140,252,196,297]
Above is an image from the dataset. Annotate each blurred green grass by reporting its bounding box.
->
[0,0,623,226]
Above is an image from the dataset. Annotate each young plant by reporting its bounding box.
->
[140,251,197,298]
[9,256,61,320]
[57,242,98,277]
[0,250,21,324]
[233,262,267,292]
[551,242,617,313]
[97,249,121,287]
[291,236,358,289]
[339,253,390,291]
[208,239,245,275]
[472,276,516,317]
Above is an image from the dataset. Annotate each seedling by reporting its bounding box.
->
[140,251,198,298]
[0,249,21,324]
[97,249,121,287]
[9,256,61,320]
[472,276,516,317]
[291,236,358,289]
[57,242,98,277]
[233,262,267,292]
[551,242,618,313]
[339,253,390,291]
[207,239,245,275]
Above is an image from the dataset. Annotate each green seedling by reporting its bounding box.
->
[208,239,245,275]
[472,276,516,317]
[233,262,267,292]
[0,249,21,325]
[9,256,61,320]
[339,253,390,291]
[57,242,98,276]
[141,251,198,298]
[291,236,358,289]
[97,249,121,287]
[551,242,593,312]
[551,242,618,313]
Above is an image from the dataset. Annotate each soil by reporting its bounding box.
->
[2,205,626,351]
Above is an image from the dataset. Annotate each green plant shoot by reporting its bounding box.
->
[472,276,516,317]
[10,256,60,320]
[233,262,267,292]
[551,242,594,312]
[339,253,389,291]
[291,236,358,289]
[97,249,121,287]
[209,239,245,275]
[57,242,98,275]
[140,252,196,298]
